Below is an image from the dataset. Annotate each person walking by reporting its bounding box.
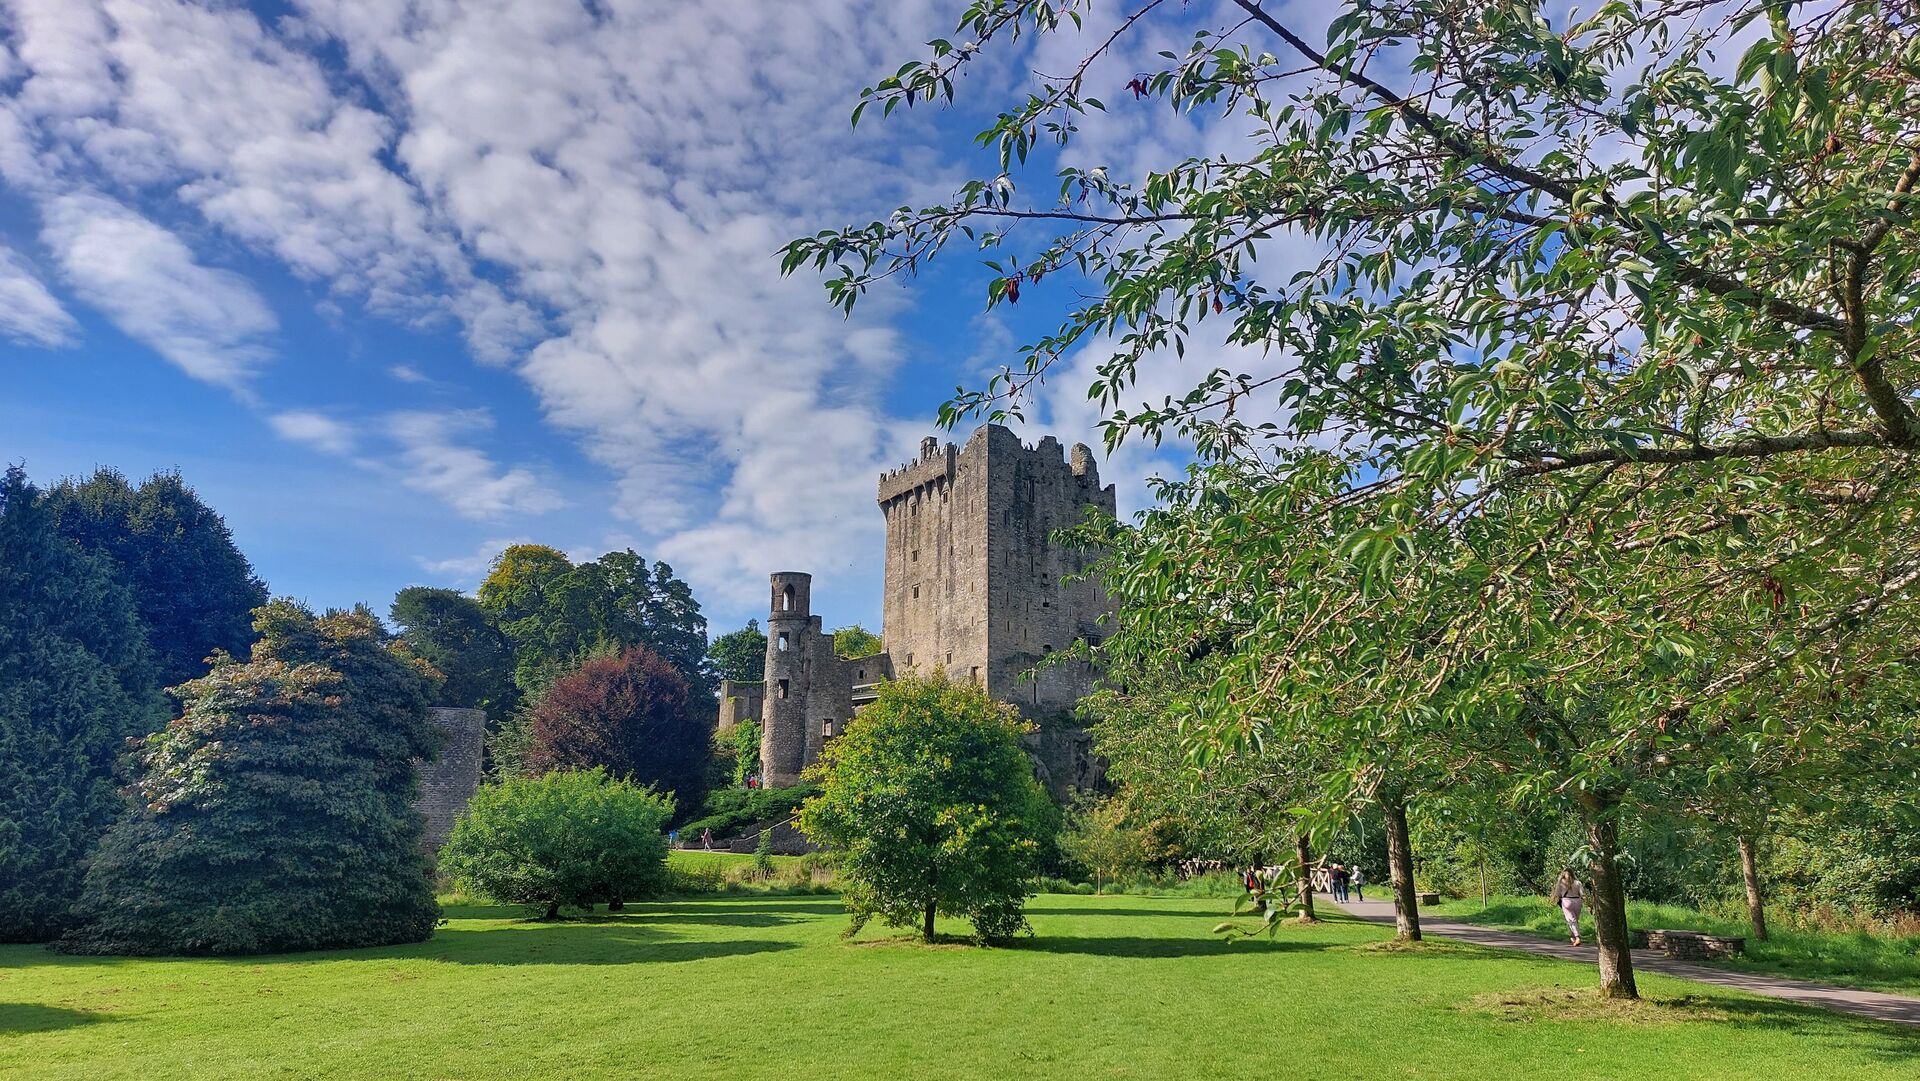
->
[1330,863,1351,903]
[1351,865,1366,901]
[1550,868,1586,945]
[701,828,714,851]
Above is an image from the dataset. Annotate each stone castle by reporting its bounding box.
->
[718,424,1116,792]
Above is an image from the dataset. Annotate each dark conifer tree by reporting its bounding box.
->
[60,601,442,955]
[0,467,163,942]
[49,469,269,689]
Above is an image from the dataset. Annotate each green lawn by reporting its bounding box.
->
[1430,894,1920,996]
[2,894,1915,1079]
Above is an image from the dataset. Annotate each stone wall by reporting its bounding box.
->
[717,679,764,734]
[416,706,485,852]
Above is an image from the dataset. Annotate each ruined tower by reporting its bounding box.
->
[758,572,858,787]
[877,424,1115,719]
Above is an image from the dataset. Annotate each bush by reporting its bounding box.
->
[681,783,816,838]
[442,768,673,919]
[60,602,440,956]
[798,674,1055,943]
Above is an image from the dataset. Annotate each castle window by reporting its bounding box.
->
[944,652,952,666]
[778,679,790,699]
[777,632,790,651]
[780,585,794,612]
[906,653,914,667]
[822,719,834,737]
[970,666,980,685]
[912,548,919,562]
[912,586,920,599]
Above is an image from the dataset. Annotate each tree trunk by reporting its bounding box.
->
[1738,834,1769,942]
[1581,802,1639,1000]
[923,900,936,943]
[1294,832,1317,921]
[1383,791,1422,941]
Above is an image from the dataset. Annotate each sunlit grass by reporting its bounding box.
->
[1,894,1913,1079]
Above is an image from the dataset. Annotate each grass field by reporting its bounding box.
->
[2,893,1915,1079]
[1430,895,1920,996]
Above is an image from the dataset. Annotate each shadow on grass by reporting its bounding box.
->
[1028,907,1231,919]
[419,925,800,967]
[1014,935,1334,959]
[0,1003,113,1036]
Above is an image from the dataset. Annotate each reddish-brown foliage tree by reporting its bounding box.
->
[526,647,710,807]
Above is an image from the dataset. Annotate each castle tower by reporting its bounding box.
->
[761,572,814,786]
[877,424,1116,720]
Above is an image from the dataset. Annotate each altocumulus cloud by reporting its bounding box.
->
[0,0,1222,618]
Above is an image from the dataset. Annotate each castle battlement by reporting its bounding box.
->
[752,422,1115,792]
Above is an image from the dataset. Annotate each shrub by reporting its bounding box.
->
[60,602,440,955]
[681,783,816,838]
[442,768,672,919]
[798,674,1055,943]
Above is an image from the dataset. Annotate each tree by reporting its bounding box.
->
[832,624,884,660]
[1058,797,1148,894]
[798,674,1054,943]
[708,619,768,683]
[479,544,716,702]
[525,647,711,806]
[49,468,268,689]
[792,0,1920,997]
[0,467,163,942]
[390,586,518,720]
[60,601,441,955]
[440,768,673,919]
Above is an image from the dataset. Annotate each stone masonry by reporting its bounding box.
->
[415,706,485,852]
[735,424,1115,791]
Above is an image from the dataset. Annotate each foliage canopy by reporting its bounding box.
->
[799,674,1054,942]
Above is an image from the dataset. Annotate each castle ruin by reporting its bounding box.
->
[719,424,1116,793]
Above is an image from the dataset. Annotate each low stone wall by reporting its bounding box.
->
[1640,928,1746,961]
[416,707,486,852]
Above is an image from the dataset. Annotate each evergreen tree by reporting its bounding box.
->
[390,586,518,720]
[49,469,268,689]
[60,601,442,955]
[0,467,162,942]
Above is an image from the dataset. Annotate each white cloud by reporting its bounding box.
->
[0,0,1269,622]
[388,363,429,384]
[37,190,276,387]
[0,239,77,346]
[268,409,355,455]
[416,535,530,584]
[384,409,565,521]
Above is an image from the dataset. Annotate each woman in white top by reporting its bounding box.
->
[1549,869,1586,945]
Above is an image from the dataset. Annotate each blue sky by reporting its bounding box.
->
[0,0,1268,636]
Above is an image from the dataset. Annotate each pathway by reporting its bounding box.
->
[1331,895,1920,1028]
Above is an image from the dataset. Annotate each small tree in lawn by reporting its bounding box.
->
[442,768,673,919]
[1058,797,1148,894]
[798,674,1054,943]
